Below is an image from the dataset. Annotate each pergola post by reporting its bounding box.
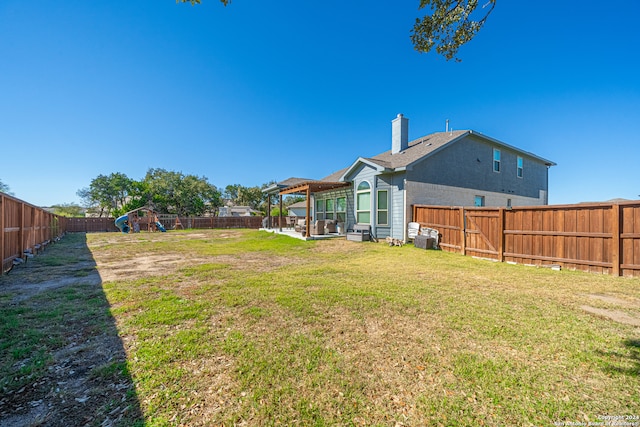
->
[279,194,283,232]
[305,188,311,238]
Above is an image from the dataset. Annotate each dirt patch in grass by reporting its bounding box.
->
[581,306,640,327]
[581,293,640,327]
[3,230,640,426]
[0,233,142,427]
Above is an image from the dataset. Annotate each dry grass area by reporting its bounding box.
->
[1,229,639,426]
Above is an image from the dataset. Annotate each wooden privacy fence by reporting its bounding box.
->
[65,215,263,232]
[413,202,640,277]
[1,193,67,275]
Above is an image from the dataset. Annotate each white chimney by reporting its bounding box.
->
[392,113,408,154]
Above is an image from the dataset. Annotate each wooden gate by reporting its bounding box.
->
[463,209,502,260]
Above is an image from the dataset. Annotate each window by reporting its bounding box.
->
[474,195,485,207]
[356,181,371,224]
[507,198,512,208]
[517,156,523,178]
[315,199,324,220]
[493,148,501,172]
[325,199,334,220]
[336,197,346,222]
[377,190,388,225]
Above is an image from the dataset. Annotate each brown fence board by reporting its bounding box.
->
[64,215,263,233]
[413,201,640,277]
[1,193,66,275]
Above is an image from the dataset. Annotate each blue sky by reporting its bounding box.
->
[1,1,638,207]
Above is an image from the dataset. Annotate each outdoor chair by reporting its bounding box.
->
[407,222,421,240]
[324,219,336,234]
[310,220,325,235]
[285,216,296,229]
[346,224,371,242]
[295,219,306,233]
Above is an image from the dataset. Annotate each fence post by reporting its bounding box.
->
[498,208,505,262]
[460,207,466,256]
[19,202,25,256]
[611,203,621,276]
[0,195,4,274]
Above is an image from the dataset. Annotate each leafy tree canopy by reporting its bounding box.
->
[0,179,12,195]
[77,172,135,217]
[50,203,85,217]
[179,0,495,61]
[78,170,222,217]
[142,168,221,217]
[223,183,266,211]
[411,0,495,61]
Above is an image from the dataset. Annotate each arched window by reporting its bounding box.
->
[356,181,371,224]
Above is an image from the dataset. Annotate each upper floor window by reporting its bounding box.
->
[517,156,523,178]
[493,149,501,173]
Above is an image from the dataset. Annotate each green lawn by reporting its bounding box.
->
[3,229,640,426]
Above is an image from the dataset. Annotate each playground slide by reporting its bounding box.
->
[155,221,166,232]
[114,215,130,233]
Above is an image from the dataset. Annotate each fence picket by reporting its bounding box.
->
[413,202,640,277]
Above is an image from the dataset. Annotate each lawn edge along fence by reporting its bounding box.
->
[1,192,67,275]
[64,216,263,233]
[413,201,640,277]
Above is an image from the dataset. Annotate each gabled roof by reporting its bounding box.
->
[320,167,349,183]
[263,177,314,194]
[337,130,556,180]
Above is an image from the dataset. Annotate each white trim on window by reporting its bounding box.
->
[493,148,501,173]
[356,181,371,224]
[517,156,523,178]
[315,198,324,220]
[376,189,388,226]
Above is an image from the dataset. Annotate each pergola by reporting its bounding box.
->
[267,181,351,237]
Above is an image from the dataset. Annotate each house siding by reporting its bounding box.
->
[345,164,378,231]
[377,173,406,240]
[407,135,549,201]
[311,186,354,229]
[406,181,547,208]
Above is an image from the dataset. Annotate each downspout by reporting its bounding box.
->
[403,178,408,242]
[371,178,376,240]
[545,165,550,205]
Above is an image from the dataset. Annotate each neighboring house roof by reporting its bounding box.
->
[287,201,308,209]
[219,205,259,216]
[337,130,556,181]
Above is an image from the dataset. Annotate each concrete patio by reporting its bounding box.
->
[260,226,346,241]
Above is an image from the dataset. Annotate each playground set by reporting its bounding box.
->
[114,207,167,233]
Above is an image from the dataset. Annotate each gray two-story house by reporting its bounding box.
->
[269,114,555,241]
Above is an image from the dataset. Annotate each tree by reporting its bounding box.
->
[179,0,495,61]
[411,0,495,61]
[143,168,221,216]
[0,179,12,195]
[77,173,135,217]
[50,203,85,217]
[223,184,241,202]
[223,183,267,211]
